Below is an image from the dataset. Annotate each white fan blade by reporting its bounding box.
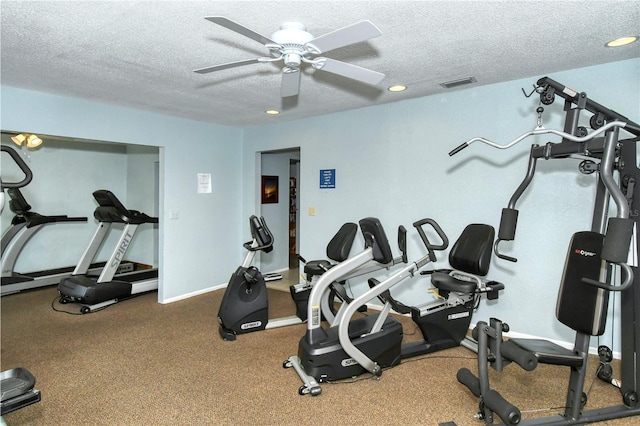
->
[194,58,261,74]
[281,67,300,97]
[305,21,381,54]
[314,58,385,86]
[205,16,277,46]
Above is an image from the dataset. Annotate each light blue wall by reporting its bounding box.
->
[243,58,640,351]
[0,137,132,271]
[2,59,637,352]
[124,144,159,266]
[1,86,244,302]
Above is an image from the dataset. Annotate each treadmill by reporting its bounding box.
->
[0,187,110,296]
[57,189,158,314]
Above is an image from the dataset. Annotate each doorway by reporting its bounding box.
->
[259,148,300,279]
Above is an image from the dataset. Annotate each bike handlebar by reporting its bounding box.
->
[412,218,449,262]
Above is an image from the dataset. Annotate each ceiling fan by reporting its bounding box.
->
[194,17,385,97]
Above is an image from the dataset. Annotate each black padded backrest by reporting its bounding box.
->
[249,215,274,253]
[556,231,609,336]
[326,222,358,262]
[359,217,393,264]
[7,188,31,215]
[449,224,495,277]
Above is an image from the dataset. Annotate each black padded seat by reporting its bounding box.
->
[303,222,358,280]
[508,338,585,367]
[303,260,332,276]
[431,273,478,293]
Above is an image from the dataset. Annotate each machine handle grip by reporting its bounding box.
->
[1,145,33,190]
[484,389,522,425]
[582,262,633,292]
[501,340,538,371]
[456,368,481,397]
[412,218,449,262]
[494,239,518,263]
[448,142,468,156]
[493,208,519,262]
[625,121,640,136]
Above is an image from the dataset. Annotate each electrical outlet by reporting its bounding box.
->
[169,209,180,219]
[308,207,316,216]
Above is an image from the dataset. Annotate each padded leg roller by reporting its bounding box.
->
[484,389,521,425]
[457,367,481,397]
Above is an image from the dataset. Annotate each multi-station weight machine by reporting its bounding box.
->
[450,77,640,424]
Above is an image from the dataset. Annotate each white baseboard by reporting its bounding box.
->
[160,282,226,304]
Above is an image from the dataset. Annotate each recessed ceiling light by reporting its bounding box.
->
[265,109,280,115]
[606,36,638,47]
[388,85,407,92]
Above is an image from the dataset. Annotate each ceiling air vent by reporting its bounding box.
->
[440,76,477,89]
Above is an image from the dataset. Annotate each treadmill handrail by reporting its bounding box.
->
[0,146,33,191]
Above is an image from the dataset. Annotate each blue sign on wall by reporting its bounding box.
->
[320,169,336,189]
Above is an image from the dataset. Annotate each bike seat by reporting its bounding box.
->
[431,272,477,294]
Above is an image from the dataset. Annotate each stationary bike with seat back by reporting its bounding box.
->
[218,215,346,340]
[370,222,504,360]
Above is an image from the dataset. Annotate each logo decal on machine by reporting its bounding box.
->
[241,321,262,330]
[111,230,134,268]
[575,249,597,257]
[448,311,470,320]
[341,358,359,367]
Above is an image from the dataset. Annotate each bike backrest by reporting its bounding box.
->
[326,222,358,262]
[449,224,495,276]
[359,217,393,264]
[249,215,274,253]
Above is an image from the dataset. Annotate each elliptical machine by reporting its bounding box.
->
[0,145,41,418]
[218,215,319,340]
[284,216,449,396]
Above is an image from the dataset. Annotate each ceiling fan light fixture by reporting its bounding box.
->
[606,36,637,47]
[196,17,385,98]
[271,22,313,45]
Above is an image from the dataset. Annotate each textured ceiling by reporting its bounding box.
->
[1,1,639,128]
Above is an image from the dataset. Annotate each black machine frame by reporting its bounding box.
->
[450,77,640,424]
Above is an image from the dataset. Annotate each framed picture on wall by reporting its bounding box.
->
[261,175,279,204]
